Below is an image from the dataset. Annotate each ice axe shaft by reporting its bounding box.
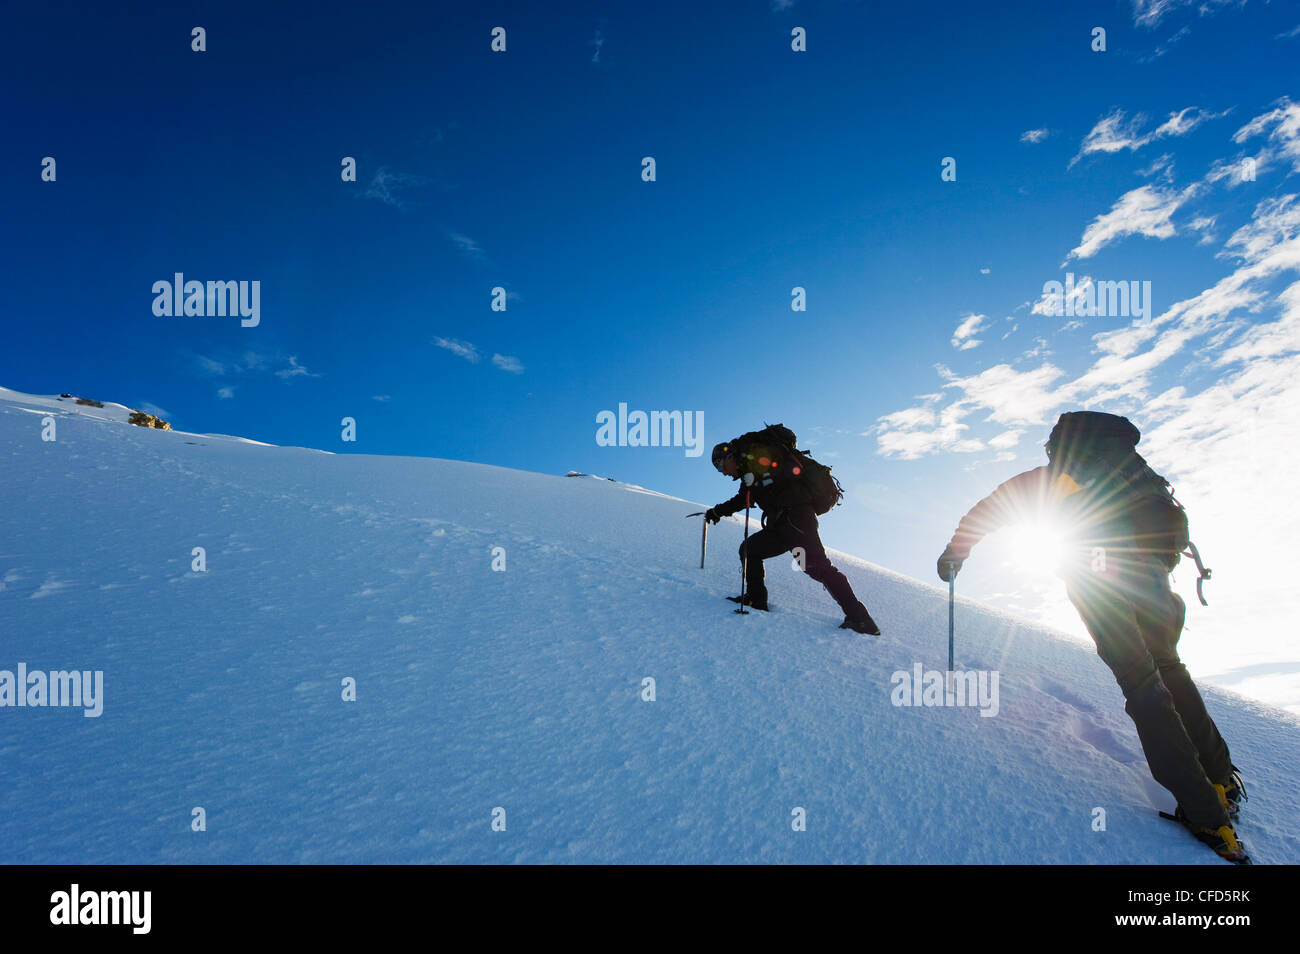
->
[947,570,956,694]
[736,492,752,614]
[685,512,708,569]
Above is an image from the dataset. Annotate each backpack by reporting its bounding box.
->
[1046,411,1198,576]
[732,423,845,516]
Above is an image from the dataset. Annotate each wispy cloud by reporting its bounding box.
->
[1139,23,1192,61]
[372,394,392,402]
[492,354,525,374]
[446,231,486,260]
[1072,107,1229,165]
[590,28,605,64]
[1020,128,1048,144]
[191,350,314,389]
[433,337,480,363]
[193,354,227,376]
[274,356,319,380]
[1223,98,1300,180]
[1066,183,1196,260]
[432,337,524,374]
[871,399,985,460]
[987,429,1024,450]
[770,0,796,10]
[138,402,171,419]
[951,313,989,350]
[878,185,1300,460]
[1031,275,1093,316]
[361,167,429,209]
[1131,0,1242,28]
[1277,24,1300,39]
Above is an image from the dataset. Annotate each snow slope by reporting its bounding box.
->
[2,386,1297,864]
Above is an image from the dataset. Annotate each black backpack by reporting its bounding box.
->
[732,423,844,516]
[1046,412,1207,589]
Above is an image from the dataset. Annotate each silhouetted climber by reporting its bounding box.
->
[706,424,880,635]
[936,411,1247,863]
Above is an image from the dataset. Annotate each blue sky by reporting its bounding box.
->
[4,1,1300,705]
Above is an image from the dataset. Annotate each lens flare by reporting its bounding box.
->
[1004,518,1068,576]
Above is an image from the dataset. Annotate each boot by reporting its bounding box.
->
[839,610,880,635]
[1171,806,1250,864]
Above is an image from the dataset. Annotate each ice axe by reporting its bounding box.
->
[943,561,958,695]
[685,512,708,568]
[735,491,752,614]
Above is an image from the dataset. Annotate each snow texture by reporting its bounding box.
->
[1,386,1297,864]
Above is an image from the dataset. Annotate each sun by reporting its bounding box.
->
[1003,518,1069,576]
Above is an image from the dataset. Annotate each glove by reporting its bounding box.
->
[937,546,964,582]
[705,508,722,525]
[742,472,756,487]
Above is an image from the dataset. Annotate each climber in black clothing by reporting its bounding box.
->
[706,426,879,635]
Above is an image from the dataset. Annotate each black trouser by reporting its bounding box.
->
[739,505,868,618]
[1066,557,1233,827]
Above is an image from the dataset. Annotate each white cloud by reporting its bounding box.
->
[1032,275,1093,316]
[432,339,524,373]
[1067,184,1195,260]
[951,313,989,350]
[941,362,1068,427]
[1188,215,1217,242]
[193,349,304,387]
[873,402,984,461]
[433,337,480,363]
[372,394,392,402]
[1020,128,1048,144]
[195,354,226,376]
[881,188,1300,460]
[1220,194,1300,263]
[1154,105,1227,138]
[447,232,485,260]
[1277,24,1300,39]
[1140,24,1192,61]
[1131,0,1240,28]
[1072,107,1229,166]
[361,167,429,209]
[274,356,319,380]
[1074,110,1150,160]
[1230,98,1300,178]
[980,267,991,274]
[590,29,605,64]
[988,429,1024,450]
[1214,281,1300,364]
[1137,153,1176,179]
[138,402,170,419]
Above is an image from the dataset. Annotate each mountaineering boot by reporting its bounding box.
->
[1171,806,1250,864]
[838,610,880,635]
[1215,767,1247,818]
[726,593,769,611]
